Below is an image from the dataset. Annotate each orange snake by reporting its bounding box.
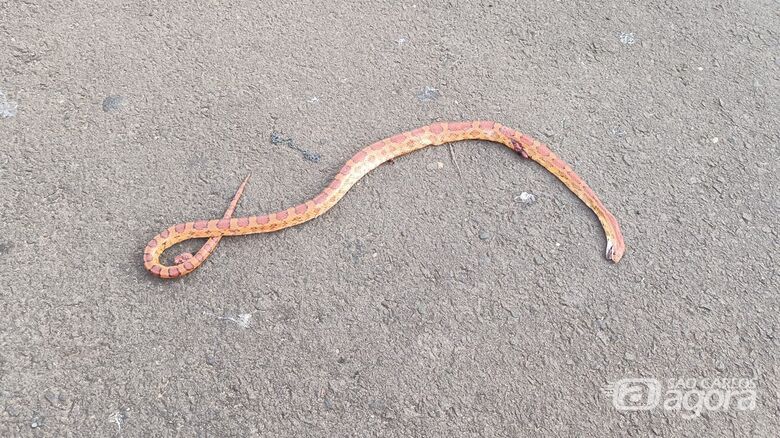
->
[144,121,625,278]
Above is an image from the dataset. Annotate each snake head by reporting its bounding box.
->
[605,238,625,263]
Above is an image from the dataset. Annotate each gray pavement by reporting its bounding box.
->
[1,0,778,436]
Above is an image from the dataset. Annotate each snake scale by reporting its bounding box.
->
[144,121,625,278]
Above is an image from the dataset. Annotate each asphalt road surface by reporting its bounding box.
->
[1,0,777,436]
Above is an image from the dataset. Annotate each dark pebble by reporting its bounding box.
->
[102,95,124,112]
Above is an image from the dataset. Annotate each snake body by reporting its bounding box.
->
[144,121,625,279]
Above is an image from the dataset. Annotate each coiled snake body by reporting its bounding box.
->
[144,121,625,278]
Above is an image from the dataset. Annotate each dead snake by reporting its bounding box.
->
[144,121,625,278]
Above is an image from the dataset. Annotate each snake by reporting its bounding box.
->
[144,121,625,279]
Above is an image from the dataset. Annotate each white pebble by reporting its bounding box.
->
[517,192,536,204]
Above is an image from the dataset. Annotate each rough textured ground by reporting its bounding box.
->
[1,0,778,436]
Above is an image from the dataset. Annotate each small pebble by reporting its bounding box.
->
[478,230,491,240]
[624,352,636,361]
[533,255,545,265]
[0,89,18,118]
[742,212,752,222]
[426,161,444,170]
[619,32,636,45]
[416,86,440,102]
[516,192,536,204]
[102,95,124,112]
[620,32,636,46]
